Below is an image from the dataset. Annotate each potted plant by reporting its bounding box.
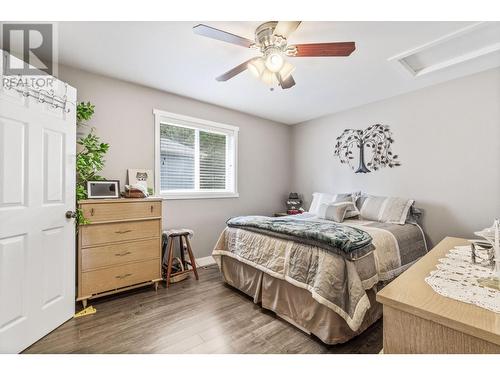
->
[76,101,95,141]
[75,102,109,225]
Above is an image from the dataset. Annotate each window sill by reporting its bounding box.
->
[159,191,240,200]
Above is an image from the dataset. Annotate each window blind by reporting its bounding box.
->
[160,124,195,191]
[199,130,226,190]
[160,123,233,193]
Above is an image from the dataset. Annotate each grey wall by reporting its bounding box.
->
[292,68,500,247]
[60,63,500,255]
[58,65,292,258]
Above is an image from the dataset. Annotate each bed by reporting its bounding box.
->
[212,211,428,345]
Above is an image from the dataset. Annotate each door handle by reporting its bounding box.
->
[65,210,77,219]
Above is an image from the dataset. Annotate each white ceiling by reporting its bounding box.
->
[56,21,500,124]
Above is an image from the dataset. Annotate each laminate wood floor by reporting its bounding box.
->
[24,265,382,354]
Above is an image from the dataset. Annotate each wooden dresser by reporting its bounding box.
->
[377,237,500,354]
[77,198,163,307]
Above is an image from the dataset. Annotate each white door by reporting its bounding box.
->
[0,58,77,353]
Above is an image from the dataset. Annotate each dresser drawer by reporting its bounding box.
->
[81,259,160,296]
[81,238,160,271]
[81,201,162,223]
[81,219,160,247]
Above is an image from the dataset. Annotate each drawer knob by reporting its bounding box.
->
[115,251,132,257]
[90,208,95,216]
[150,205,154,213]
[115,273,132,279]
[115,229,132,234]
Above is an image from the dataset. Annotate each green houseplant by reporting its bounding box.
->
[76,102,109,225]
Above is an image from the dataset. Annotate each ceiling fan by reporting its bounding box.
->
[193,21,356,90]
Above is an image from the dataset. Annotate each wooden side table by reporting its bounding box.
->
[376,236,500,354]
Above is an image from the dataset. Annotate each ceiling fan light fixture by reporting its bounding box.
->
[194,21,357,90]
[264,51,285,72]
[278,61,295,80]
[260,68,278,86]
[247,58,265,78]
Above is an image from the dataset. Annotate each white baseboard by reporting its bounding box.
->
[196,255,216,267]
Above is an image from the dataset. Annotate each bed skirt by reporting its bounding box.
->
[220,255,382,345]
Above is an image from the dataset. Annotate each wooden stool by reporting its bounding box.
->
[163,230,199,287]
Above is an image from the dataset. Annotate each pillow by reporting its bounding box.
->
[359,195,387,221]
[318,202,354,222]
[360,195,414,224]
[356,194,369,211]
[332,194,360,219]
[308,192,336,215]
[309,191,361,217]
[380,197,414,224]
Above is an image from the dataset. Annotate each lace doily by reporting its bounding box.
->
[425,245,500,313]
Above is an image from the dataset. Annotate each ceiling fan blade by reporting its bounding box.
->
[193,24,254,48]
[288,42,356,57]
[277,74,296,89]
[273,21,301,38]
[216,58,257,82]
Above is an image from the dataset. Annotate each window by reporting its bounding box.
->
[154,109,238,199]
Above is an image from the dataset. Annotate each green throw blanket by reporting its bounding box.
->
[226,216,373,260]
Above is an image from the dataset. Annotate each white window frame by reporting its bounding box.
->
[154,109,239,200]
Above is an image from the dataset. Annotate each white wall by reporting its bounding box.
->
[292,68,500,247]
[58,65,292,258]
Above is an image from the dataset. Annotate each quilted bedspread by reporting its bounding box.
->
[213,215,427,331]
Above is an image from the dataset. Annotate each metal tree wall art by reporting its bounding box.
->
[334,124,400,173]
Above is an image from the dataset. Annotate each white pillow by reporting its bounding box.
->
[332,194,360,219]
[380,197,414,224]
[308,192,336,215]
[318,202,355,222]
[360,195,414,225]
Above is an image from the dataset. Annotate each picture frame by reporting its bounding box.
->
[127,169,154,195]
[87,180,121,199]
